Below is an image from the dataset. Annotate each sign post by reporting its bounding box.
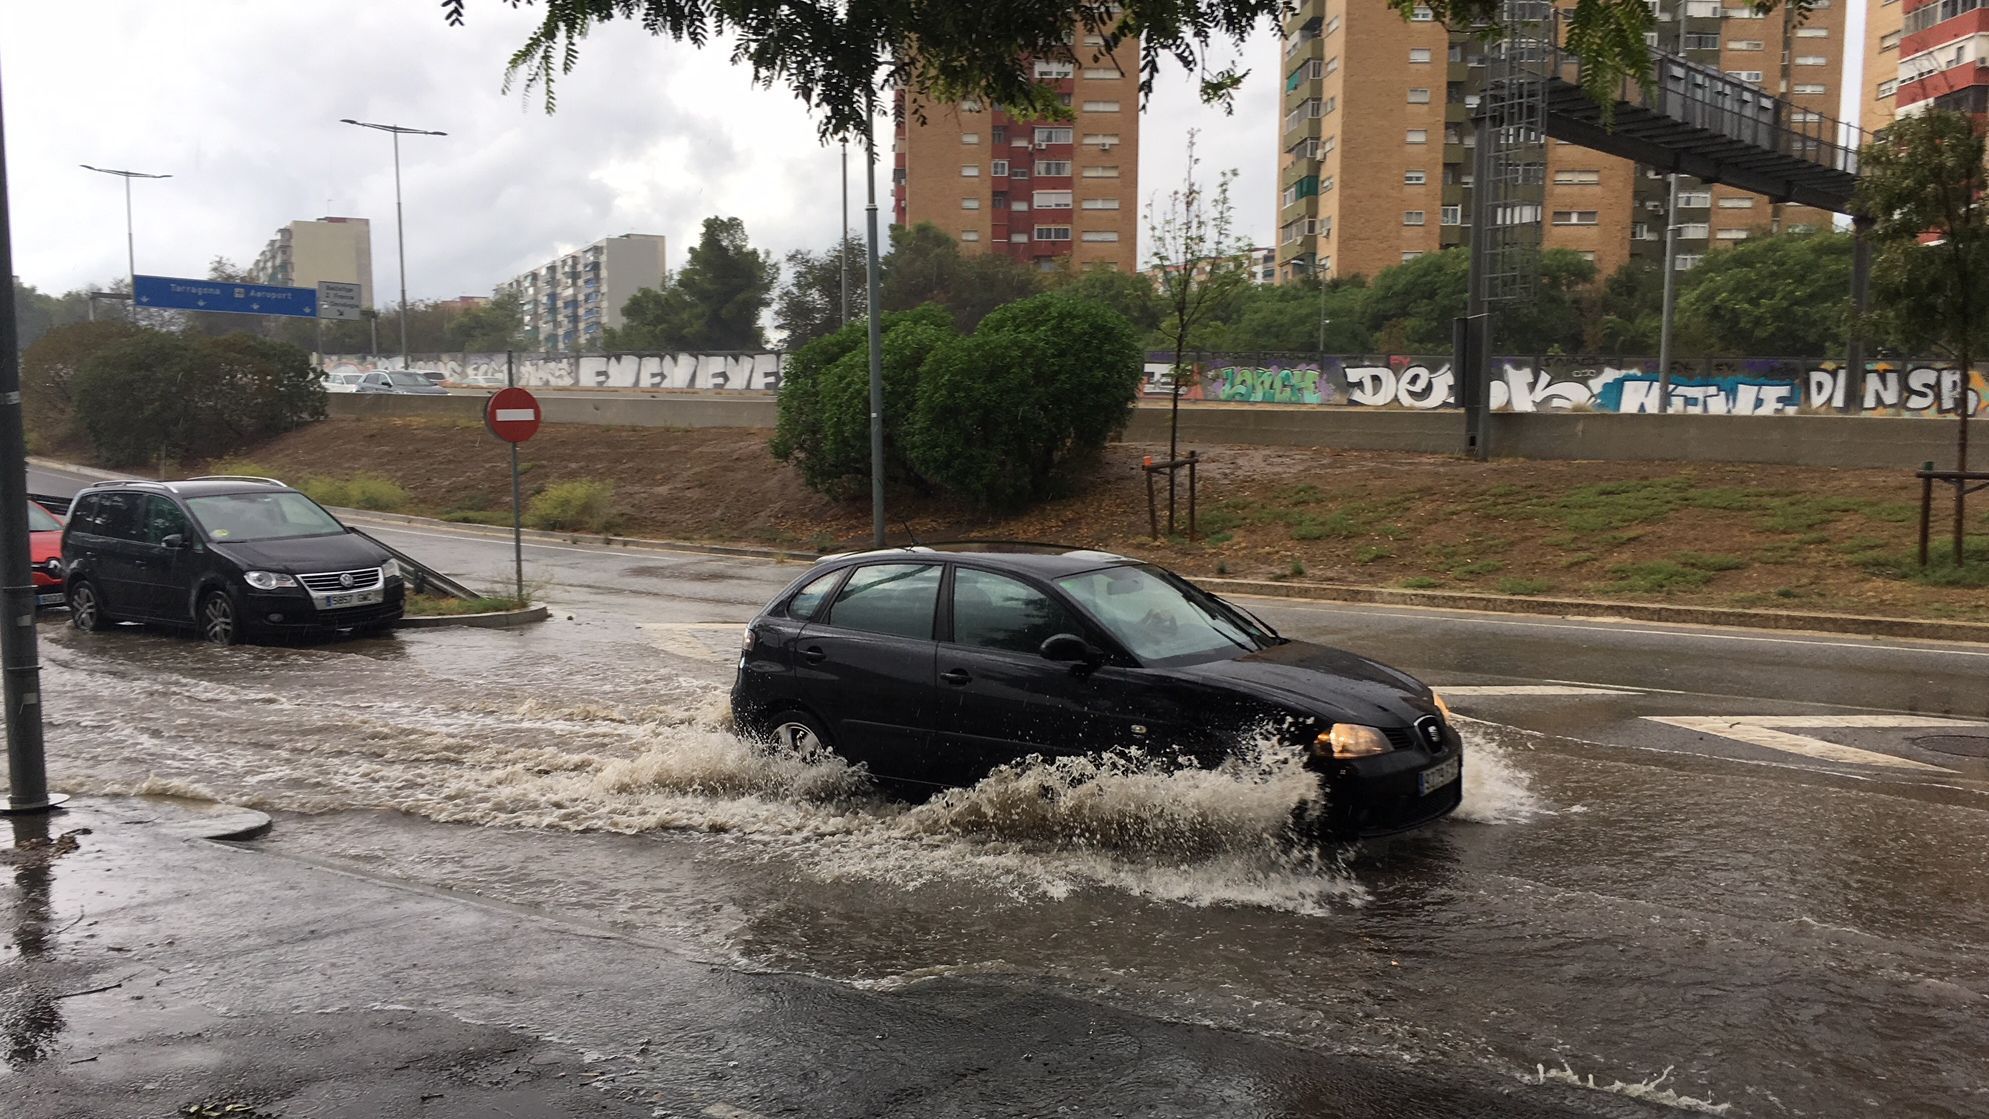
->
[484,358,541,603]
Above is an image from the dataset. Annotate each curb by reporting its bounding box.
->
[1199,577,1989,645]
[395,605,551,630]
[331,508,817,563]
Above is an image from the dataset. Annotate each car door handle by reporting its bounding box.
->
[800,646,827,664]
[940,668,972,686]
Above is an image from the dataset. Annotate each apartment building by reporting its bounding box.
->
[1886,0,1989,120]
[499,233,668,350]
[1148,246,1279,286]
[1275,0,1849,285]
[1863,0,1905,134]
[892,32,1142,273]
[250,217,373,307]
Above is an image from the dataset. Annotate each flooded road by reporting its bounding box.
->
[22,565,1989,1119]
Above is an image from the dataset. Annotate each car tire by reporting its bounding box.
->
[763,709,834,760]
[68,580,112,632]
[198,590,242,646]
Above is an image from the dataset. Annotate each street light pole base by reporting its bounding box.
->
[1,792,71,816]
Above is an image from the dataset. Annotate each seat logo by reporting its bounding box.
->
[1416,716,1443,747]
[339,572,355,588]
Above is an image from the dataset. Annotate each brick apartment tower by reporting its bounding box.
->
[1862,0,1904,135]
[1883,0,1989,121]
[1275,0,1850,286]
[892,31,1142,273]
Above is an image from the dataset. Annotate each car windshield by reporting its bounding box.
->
[25,502,60,532]
[186,492,345,543]
[386,372,431,387]
[1056,564,1277,665]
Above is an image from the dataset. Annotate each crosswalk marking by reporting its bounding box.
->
[1438,685,1643,697]
[1644,715,1982,772]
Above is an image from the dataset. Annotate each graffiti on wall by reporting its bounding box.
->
[323,352,785,392]
[1141,352,1989,417]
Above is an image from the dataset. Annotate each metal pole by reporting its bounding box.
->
[841,142,851,328]
[1844,216,1873,414]
[864,113,886,549]
[0,62,62,815]
[393,130,408,367]
[122,174,135,302]
[508,351,523,602]
[1657,172,1681,413]
[1463,110,1496,460]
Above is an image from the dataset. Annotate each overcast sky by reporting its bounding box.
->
[2,2,1279,302]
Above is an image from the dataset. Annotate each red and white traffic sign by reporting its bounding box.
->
[484,387,542,443]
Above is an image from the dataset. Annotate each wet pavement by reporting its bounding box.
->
[6,471,1989,1117]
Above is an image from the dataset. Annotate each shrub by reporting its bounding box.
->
[300,474,409,512]
[21,321,147,448]
[66,329,325,466]
[525,480,615,532]
[770,305,954,495]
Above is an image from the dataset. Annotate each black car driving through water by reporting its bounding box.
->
[731,547,1462,839]
[61,476,406,644]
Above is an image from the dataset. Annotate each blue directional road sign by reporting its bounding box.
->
[132,274,318,318]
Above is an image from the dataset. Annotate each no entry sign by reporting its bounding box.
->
[485,387,542,443]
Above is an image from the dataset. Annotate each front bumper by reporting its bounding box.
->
[32,567,66,607]
[243,581,406,632]
[1314,732,1465,839]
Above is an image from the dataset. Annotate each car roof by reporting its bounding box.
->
[816,546,1138,579]
[79,477,298,499]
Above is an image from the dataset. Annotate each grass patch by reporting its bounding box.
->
[404,593,533,617]
[1290,510,1365,540]
[1495,577,1556,596]
[1602,561,1713,593]
[1452,559,1505,577]
[299,474,410,512]
[524,480,615,532]
[1353,545,1396,564]
[1859,538,1989,588]
[1671,551,1748,572]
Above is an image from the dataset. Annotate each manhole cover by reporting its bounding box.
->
[1911,734,1989,759]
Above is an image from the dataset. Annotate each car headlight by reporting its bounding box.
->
[244,571,299,591]
[381,559,403,581]
[1313,723,1393,759]
[1431,691,1454,723]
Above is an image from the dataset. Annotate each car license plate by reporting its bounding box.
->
[1419,756,1461,796]
[35,593,65,607]
[319,588,384,610]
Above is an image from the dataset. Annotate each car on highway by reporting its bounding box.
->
[352,370,449,395]
[27,498,67,608]
[61,476,405,644]
[731,547,1462,840]
[413,369,449,386]
[321,371,386,394]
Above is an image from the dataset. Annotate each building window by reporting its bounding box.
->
[1551,210,1599,225]
[992,126,1006,144]
[1727,70,1764,84]
[1321,175,1335,193]
[962,133,980,144]
[1325,56,1340,75]
[1677,222,1710,239]
[1796,27,1829,37]
[1404,210,1427,225]
[1411,5,1434,20]
[962,197,981,210]
[991,159,1009,176]
[1322,135,1336,155]
[1082,133,1121,148]
[1032,190,1073,209]
[1034,126,1073,144]
[1081,100,1121,112]
[1408,87,1431,103]
[1793,82,1827,94]
[1410,47,1432,63]
[1441,205,1462,225]
[1405,169,1427,185]
[1880,30,1900,52]
[1716,229,1750,240]
[1035,160,1071,175]
[1717,197,1756,209]
[1728,39,1763,51]
[1012,231,1030,242]
[1794,55,1826,66]
[1034,59,1075,79]
[1081,33,1104,46]
[1575,250,1597,262]
[1081,198,1121,210]
[1080,231,1119,242]
[960,99,983,112]
[1402,251,1424,262]
[1035,226,1073,241]
[1684,32,1720,50]
[1081,165,1120,177]
[1676,254,1703,270]
[1406,128,1428,144]
[1554,169,1601,184]
[961,230,981,242]
[1877,79,1898,98]
[1011,201,1029,212]
[1326,15,1341,33]
[961,164,980,177]
[1677,191,1711,207]
[1082,67,1119,79]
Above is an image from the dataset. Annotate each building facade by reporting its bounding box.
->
[892,32,1142,273]
[1863,0,1905,134]
[499,233,669,350]
[1889,0,1989,119]
[1275,0,1849,285]
[250,217,373,308]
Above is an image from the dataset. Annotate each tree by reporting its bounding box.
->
[1146,130,1247,523]
[606,216,775,351]
[1586,260,1664,354]
[1670,231,1851,358]
[1209,277,1371,355]
[1048,264,1165,339]
[770,305,956,494]
[68,331,324,468]
[776,234,870,350]
[1856,108,1989,565]
[1500,249,1599,356]
[446,290,528,351]
[13,280,93,352]
[1358,248,1468,353]
[20,321,147,449]
[877,222,1040,333]
[449,0,1702,143]
[906,292,1143,509]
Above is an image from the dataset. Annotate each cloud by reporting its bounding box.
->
[2,2,1279,300]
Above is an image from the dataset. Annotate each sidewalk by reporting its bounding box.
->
[0,797,1670,1119]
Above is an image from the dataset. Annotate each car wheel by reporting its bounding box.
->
[764,709,834,759]
[68,580,111,632]
[199,591,241,646]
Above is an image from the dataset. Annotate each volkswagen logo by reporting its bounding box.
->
[1416,715,1444,748]
[44,558,62,576]
[339,572,356,589]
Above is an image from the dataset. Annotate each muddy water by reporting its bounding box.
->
[25,619,1989,1118]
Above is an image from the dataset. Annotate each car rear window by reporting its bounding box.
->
[26,502,60,533]
[785,569,845,621]
[187,492,345,543]
[825,563,940,640]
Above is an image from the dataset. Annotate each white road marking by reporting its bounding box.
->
[1438,685,1643,696]
[1643,715,1984,772]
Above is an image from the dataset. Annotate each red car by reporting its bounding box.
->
[28,499,66,607]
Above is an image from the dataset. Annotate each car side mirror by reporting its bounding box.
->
[1040,633,1100,667]
[161,534,185,550]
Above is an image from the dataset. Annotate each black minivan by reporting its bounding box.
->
[62,477,405,644]
[731,547,1464,840]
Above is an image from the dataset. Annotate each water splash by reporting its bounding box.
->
[1532,1061,1733,1115]
[1452,719,1547,825]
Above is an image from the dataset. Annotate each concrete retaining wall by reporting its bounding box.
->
[327,392,1962,469]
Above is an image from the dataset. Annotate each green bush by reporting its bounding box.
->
[300,474,409,512]
[770,305,954,495]
[525,480,615,532]
[67,329,325,467]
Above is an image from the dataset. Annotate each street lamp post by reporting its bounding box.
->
[340,119,445,368]
[80,164,170,314]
